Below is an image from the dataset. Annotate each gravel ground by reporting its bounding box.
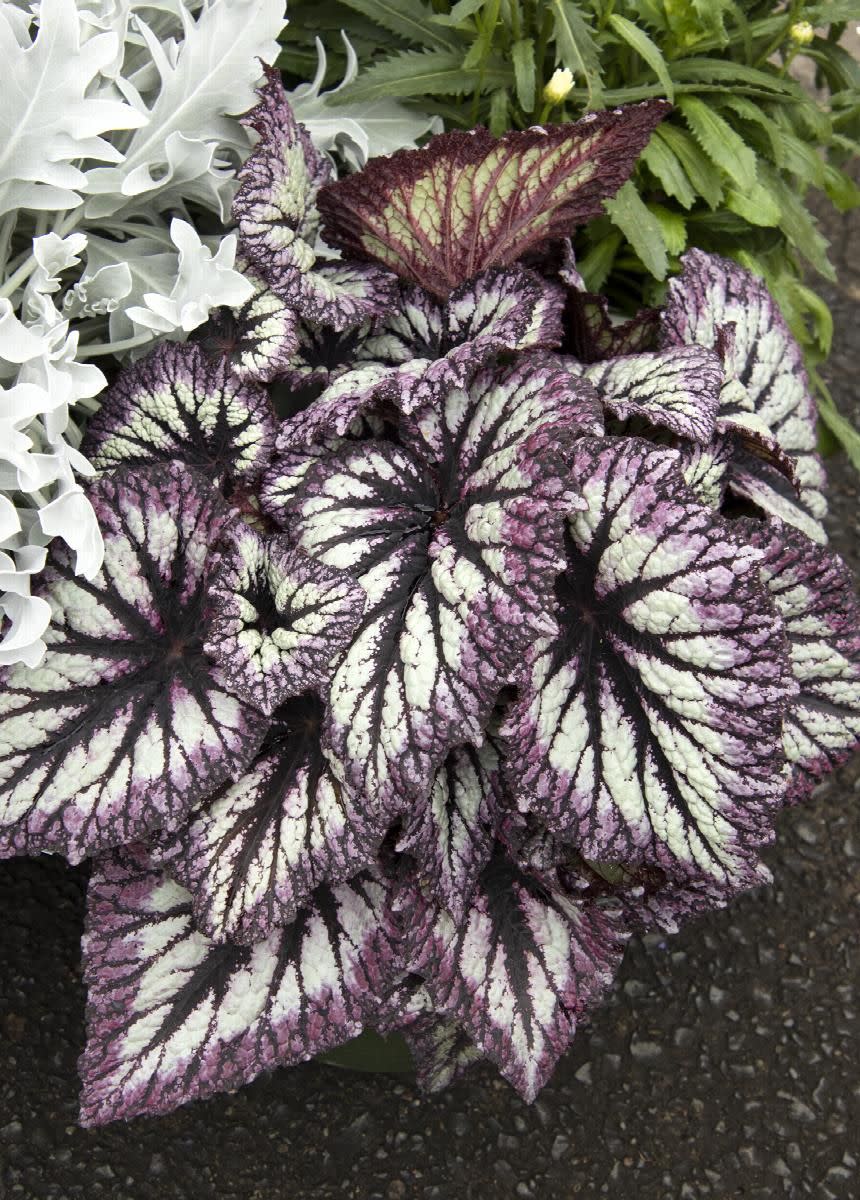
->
[1,196,859,1200]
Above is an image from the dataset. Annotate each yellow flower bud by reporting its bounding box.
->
[542,67,574,106]
[789,20,815,45]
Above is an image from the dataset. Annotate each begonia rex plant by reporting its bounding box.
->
[1,68,858,1126]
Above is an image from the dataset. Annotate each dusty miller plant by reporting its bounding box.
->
[0,67,858,1125]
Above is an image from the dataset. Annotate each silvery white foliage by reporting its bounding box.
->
[125,218,253,335]
[0,0,147,219]
[0,255,107,667]
[84,0,284,220]
[288,34,442,172]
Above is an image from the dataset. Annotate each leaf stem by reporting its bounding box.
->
[0,209,82,300]
[471,0,503,127]
[0,212,17,276]
[76,331,154,359]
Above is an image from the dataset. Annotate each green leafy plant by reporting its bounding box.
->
[279,0,860,465]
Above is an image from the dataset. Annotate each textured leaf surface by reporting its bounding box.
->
[502,438,795,890]
[585,346,723,443]
[357,267,565,414]
[153,693,384,943]
[233,68,396,327]
[287,358,597,810]
[197,276,299,383]
[396,742,500,922]
[84,342,275,490]
[661,249,827,541]
[400,845,627,1100]
[277,322,370,393]
[260,433,349,524]
[399,1013,483,1092]
[562,289,659,363]
[0,464,268,862]
[317,102,669,298]
[79,849,397,1124]
[82,0,283,220]
[747,522,860,800]
[294,261,399,331]
[204,523,365,717]
[233,65,332,283]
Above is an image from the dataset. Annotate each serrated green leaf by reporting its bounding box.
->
[646,202,686,254]
[802,40,860,95]
[805,1,860,21]
[604,180,668,280]
[607,14,674,102]
[433,0,486,25]
[633,0,670,33]
[690,0,739,44]
[461,0,503,71]
[814,375,860,472]
[677,96,757,192]
[725,183,781,227]
[511,37,536,112]
[758,162,836,281]
[639,134,697,210]
[786,281,833,356]
[488,87,509,135]
[823,163,860,212]
[577,229,623,292]
[669,58,803,97]
[654,124,724,209]
[462,40,485,70]
[718,96,784,162]
[549,0,604,109]
[334,49,510,103]
[769,128,827,189]
[336,0,463,50]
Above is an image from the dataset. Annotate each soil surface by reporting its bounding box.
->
[2,195,859,1200]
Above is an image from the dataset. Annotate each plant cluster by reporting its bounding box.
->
[1,69,859,1126]
[281,0,860,464]
[0,0,439,670]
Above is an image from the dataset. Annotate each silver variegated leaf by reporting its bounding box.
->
[233,65,331,284]
[279,321,371,392]
[296,261,399,331]
[355,267,565,415]
[562,288,660,363]
[204,523,365,717]
[661,249,827,541]
[260,435,347,523]
[396,741,500,922]
[399,845,628,1100]
[502,437,796,891]
[233,68,395,329]
[79,848,398,1125]
[0,464,268,863]
[287,358,599,811]
[400,1013,483,1093]
[504,812,755,936]
[679,439,732,509]
[153,693,385,944]
[585,345,723,443]
[83,341,275,489]
[259,389,385,528]
[198,272,300,383]
[745,521,860,799]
